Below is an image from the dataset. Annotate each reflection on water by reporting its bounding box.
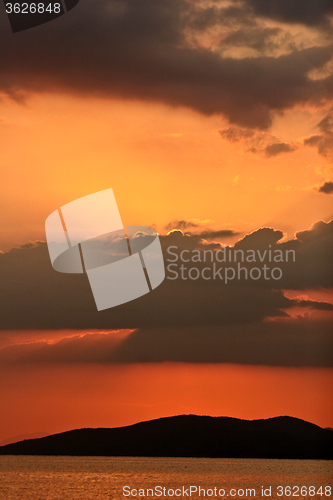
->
[0,456,331,500]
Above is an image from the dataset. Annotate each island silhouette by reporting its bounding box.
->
[0,415,332,459]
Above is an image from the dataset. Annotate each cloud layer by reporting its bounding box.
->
[0,220,332,330]
[219,126,298,157]
[1,0,332,129]
[0,321,332,367]
[0,219,332,366]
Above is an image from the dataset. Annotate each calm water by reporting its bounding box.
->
[0,456,331,500]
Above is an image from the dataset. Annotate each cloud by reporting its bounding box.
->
[0,319,332,367]
[264,142,297,157]
[219,126,298,157]
[0,0,332,129]
[219,127,256,142]
[310,135,333,155]
[0,330,128,364]
[0,221,332,367]
[304,111,333,159]
[243,0,333,28]
[319,111,333,133]
[220,26,299,57]
[234,227,284,248]
[234,221,333,289]
[165,221,240,241]
[185,0,333,31]
[295,220,333,245]
[0,220,332,331]
[304,134,333,158]
[195,229,239,240]
[319,181,333,193]
[165,220,200,231]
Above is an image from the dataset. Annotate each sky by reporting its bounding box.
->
[0,0,332,444]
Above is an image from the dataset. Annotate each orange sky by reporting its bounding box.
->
[1,0,333,445]
[1,92,332,442]
[0,363,332,443]
[1,90,332,440]
[1,94,332,251]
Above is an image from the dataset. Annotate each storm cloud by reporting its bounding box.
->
[0,218,332,366]
[0,0,332,129]
[0,220,332,330]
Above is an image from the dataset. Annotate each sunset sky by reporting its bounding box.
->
[0,0,332,444]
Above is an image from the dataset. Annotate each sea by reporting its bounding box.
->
[0,456,332,500]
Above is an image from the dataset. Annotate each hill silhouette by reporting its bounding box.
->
[0,415,332,459]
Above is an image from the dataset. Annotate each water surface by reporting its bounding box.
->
[0,456,331,500]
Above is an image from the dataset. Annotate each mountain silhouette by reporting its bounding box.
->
[0,415,332,459]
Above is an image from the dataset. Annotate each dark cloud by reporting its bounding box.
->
[0,240,292,329]
[244,0,333,28]
[198,229,239,240]
[319,181,333,194]
[264,142,297,157]
[318,111,333,133]
[235,221,333,289]
[163,221,333,290]
[304,133,333,158]
[219,127,255,142]
[304,111,333,159]
[219,126,297,157]
[187,0,333,31]
[234,227,284,248]
[0,319,332,367]
[296,220,333,245]
[0,220,332,331]
[0,221,332,367]
[0,0,332,129]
